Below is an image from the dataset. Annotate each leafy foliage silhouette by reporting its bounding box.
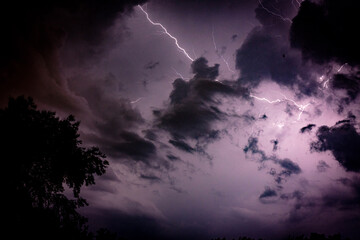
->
[1,96,108,240]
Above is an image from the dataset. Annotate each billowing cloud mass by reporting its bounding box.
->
[0,0,146,111]
[291,0,360,66]
[235,0,320,96]
[332,73,360,102]
[154,57,248,152]
[311,119,360,172]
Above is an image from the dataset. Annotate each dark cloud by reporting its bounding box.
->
[145,61,160,70]
[109,131,157,162]
[166,154,181,161]
[149,0,257,17]
[317,160,330,173]
[322,177,360,210]
[280,179,360,228]
[291,0,360,66]
[156,102,223,140]
[169,138,195,153]
[270,139,278,151]
[140,174,161,182]
[68,75,162,165]
[169,78,191,105]
[331,73,360,101]
[280,190,304,201]
[240,111,257,124]
[300,124,316,133]
[144,129,158,141]
[244,137,302,184]
[311,120,360,172]
[236,0,320,97]
[68,73,175,172]
[231,34,238,42]
[0,0,146,110]
[156,57,248,142]
[243,137,267,161]
[191,57,219,80]
[259,187,277,199]
[277,159,301,176]
[260,114,268,120]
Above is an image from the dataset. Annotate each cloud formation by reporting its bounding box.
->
[236,0,320,97]
[244,136,302,186]
[0,0,146,111]
[155,57,248,152]
[311,119,360,172]
[300,124,316,134]
[259,187,277,199]
[291,0,360,66]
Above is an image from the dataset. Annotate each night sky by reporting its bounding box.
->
[2,0,360,239]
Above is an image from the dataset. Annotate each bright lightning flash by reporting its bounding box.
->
[250,94,310,120]
[138,5,194,62]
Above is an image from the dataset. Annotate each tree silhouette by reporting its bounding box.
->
[1,96,108,240]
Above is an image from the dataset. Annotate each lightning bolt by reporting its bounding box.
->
[296,0,304,6]
[138,5,194,62]
[212,25,235,74]
[171,67,189,80]
[322,63,347,89]
[130,97,142,104]
[258,0,292,23]
[250,94,311,120]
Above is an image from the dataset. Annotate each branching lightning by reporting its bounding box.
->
[250,94,282,104]
[258,0,293,23]
[212,26,235,74]
[138,5,194,62]
[250,94,311,120]
[138,3,309,123]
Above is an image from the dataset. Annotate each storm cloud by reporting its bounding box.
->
[244,136,302,185]
[300,124,316,134]
[311,119,360,172]
[291,0,360,66]
[236,0,320,97]
[155,57,248,144]
[0,0,146,111]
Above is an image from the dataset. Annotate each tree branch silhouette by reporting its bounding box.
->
[1,96,108,240]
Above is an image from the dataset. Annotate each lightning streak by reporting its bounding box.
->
[323,63,347,88]
[296,0,304,6]
[138,5,194,61]
[258,0,292,23]
[212,26,235,74]
[171,67,189,80]
[250,94,282,104]
[130,97,142,104]
[250,94,310,120]
[337,63,347,73]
